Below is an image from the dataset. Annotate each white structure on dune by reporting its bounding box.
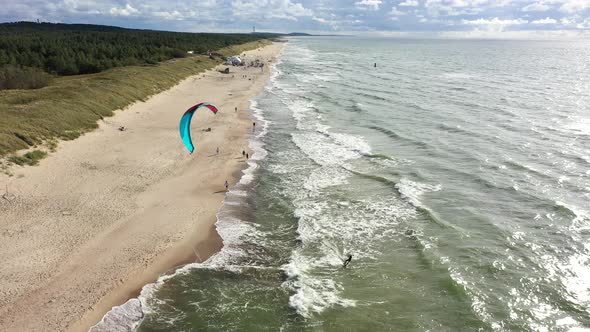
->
[224,56,242,66]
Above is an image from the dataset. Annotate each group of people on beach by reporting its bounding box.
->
[223,148,250,192]
[223,121,256,192]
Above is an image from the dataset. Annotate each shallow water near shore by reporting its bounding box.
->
[133,37,589,331]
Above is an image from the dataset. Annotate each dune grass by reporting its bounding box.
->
[7,150,47,166]
[0,39,270,160]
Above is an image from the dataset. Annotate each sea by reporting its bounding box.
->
[93,37,590,331]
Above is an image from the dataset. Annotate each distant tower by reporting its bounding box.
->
[253,25,256,33]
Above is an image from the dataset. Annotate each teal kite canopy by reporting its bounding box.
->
[179,102,219,153]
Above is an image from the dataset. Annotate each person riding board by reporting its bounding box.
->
[343,254,352,268]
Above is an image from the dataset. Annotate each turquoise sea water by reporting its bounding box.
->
[97,37,590,331]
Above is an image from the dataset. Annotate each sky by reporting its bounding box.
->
[2,0,590,38]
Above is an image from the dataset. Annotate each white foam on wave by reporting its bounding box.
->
[284,196,415,317]
[283,251,356,318]
[239,99,269,186]
[89,299,144,332]
[303,166,349,192]
[497,207,590,330]
[312,72,340,82]
[315,124,372,155]
[288,99,315,124]
[564,117,590,136]
[446,266,502,330]
[279,50,404,317]
[292,132,360,166]
[552,201,590,312]
[395,178,442,208]
[287,45,317,65]
[89,258,199,332]
[442,72,473,80]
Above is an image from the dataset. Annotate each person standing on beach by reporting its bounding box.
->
[224,180,229,191]
[253,122,256,132]
[235,107,237,112]
[246,153,249,159]
[242,150,245,157]
[216,147,219,155]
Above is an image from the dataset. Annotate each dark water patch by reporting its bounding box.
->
[504,160,555,181]
[309,90,347,108]
[449,87,468,91]
[353,91,389,102]
[552,202,580,220]
[367,125,402,139]
[414,205,458,231]
[367,125,432,150]
[336,77,404,98]
[348,102,364,113]
[366,153,394,160]
[393,100,433,114]
[349,170,398,188]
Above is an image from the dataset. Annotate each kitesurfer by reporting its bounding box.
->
[343,254,352,268]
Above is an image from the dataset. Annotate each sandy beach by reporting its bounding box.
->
[0,41,284,332]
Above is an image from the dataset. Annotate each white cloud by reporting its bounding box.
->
[531,17,557,24]
[436,29,590,39]
[355,0,382,10]
[522,2,550,12]
[560,17,576,25]
[390,6,407,15]
[152,10,185,20]
[312,16,327,23]
[3,0,590,35]
[462,17,528,31]
[399,0,419,6]
[231,0,313,21]
[424,0,492,17]
[109,4,139,17]
[576,18,590,29]
[62,0,104,14]
[560,0,590,13]
[462,17,528,26]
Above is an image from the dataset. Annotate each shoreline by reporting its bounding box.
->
[0,41,284,332]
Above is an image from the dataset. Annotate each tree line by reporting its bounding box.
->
[0,22,269,76]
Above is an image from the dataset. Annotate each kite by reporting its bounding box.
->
[179,102,219,153]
